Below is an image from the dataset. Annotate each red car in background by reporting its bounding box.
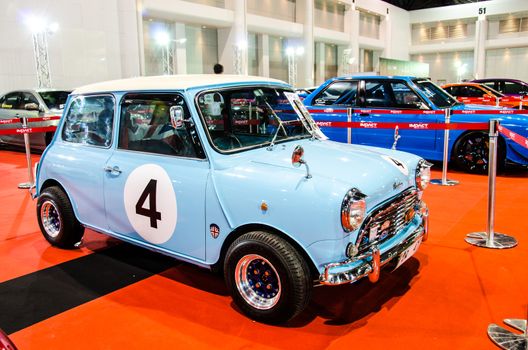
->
[442,82,528,109]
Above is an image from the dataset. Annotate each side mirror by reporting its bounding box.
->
[169,106,185,130]
[25,103,39,111]
[291,145,312,179]
[292,145,305,168]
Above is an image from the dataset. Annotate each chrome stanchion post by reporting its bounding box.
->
[465,119,517,249]
[431,108,459,186]
[391,125,400,150]
[347,107,352,144]
[18,115,35,189]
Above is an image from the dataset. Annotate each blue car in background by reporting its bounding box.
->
[35,75,430,323]
[304,76,528,172]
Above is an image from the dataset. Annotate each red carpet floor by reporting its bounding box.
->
[0,149,527,349]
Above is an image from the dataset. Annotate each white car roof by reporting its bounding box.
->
[72,75,288,95]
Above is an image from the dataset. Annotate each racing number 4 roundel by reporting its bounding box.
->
[123,164,177,244]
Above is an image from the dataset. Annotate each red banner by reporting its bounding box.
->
[498,125,528,149]
[315,121,488,130]
[0,126,57,136]
[451,109,527,115]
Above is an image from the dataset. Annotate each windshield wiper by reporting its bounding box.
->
[265,101,288,150]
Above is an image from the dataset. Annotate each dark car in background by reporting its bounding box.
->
[471,78,528,97]
[0,89,70,149]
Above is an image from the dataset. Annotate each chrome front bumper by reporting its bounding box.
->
[319,207,428,286]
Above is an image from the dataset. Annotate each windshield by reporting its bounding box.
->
[196,87,322,152]
[413,79,458,108]
[38,91,71,110]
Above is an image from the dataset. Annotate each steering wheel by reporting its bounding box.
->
[214,134,242,150]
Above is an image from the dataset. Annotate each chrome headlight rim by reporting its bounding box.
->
[416,160,433,191]
[341,188,367,233]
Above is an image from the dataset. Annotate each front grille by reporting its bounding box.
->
[356,188,419,253]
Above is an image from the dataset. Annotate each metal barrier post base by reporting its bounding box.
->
[488,319,527,350]
[465,232,518,249]
[430,179,459,186]
[18,182,33,189]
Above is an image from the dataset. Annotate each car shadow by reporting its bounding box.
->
[287,257,422,327]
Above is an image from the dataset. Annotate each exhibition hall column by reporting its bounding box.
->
[233,0,248,75]
[473,15,487,80]
[302,0,314,87]
[343,4,359,75]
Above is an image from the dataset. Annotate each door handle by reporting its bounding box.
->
[104,165,122,175]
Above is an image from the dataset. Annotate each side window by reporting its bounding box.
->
[364,81,390,107]
[503,82,524,95]
[313,81,358,106]
[119,93,201,158]
[62,95,115,147]
[21,92,39,108]
[465,86,485,97]
[1,92,21,109]
[390,82,423,108]
[484,82,497,91]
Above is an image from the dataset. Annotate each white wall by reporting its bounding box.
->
[0,0,138,95]
[486,47,528,81]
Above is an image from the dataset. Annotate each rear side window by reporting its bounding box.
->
[313,81,358,106]
[62,95,115,147]
[0,92,21,109]
[503,82,526,95]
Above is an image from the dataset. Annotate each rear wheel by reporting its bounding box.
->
[224,231,312,324]
[37,186,84,248]
[453,132,504,173]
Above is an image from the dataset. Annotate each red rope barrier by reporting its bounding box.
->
[0,116,61,125]
[314,121,489,130]
[0,126,57,136]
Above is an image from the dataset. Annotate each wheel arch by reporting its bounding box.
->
[450,129,506,161]
[39,178,82,222]
[213,223,319,279]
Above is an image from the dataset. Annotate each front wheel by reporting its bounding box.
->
[453,132,504,173]
[37,186,84,248]
[224,231,312,324]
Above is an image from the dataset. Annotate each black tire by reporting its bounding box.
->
[36,186,84,249]
[224,231,312,324]
[453,132,505,173]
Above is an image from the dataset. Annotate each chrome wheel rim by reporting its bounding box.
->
[457,134,489,172]
[40,200,61,238]
[234,254,281,310]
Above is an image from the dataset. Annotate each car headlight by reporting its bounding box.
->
[416,160,432,191]
[341,188,367,233]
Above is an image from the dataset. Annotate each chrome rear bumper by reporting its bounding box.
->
[319,210,428,286]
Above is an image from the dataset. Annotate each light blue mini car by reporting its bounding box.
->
[35,75,431,323]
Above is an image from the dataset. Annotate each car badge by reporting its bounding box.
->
[210,224,220,239]
[381,220,391,231]
[393,180,403,190]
